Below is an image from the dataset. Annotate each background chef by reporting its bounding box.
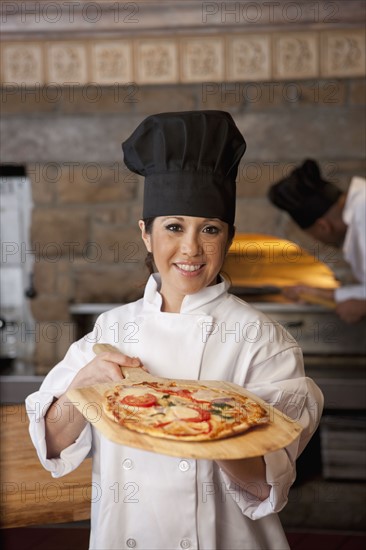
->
[268,159,366,324]
[27,111,323,550]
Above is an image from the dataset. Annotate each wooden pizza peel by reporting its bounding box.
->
[66,344,303,460]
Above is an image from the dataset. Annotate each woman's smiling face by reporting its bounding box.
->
[139,216,231,312]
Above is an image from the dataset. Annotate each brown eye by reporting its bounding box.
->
[165,224,183,232]
[203,226,220,234]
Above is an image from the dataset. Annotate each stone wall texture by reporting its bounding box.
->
[1,13,365,372]
[2,77,365,372]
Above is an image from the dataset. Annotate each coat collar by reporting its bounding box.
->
[143,273,230,314]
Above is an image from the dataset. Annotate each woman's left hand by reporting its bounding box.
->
[216,456,270,502]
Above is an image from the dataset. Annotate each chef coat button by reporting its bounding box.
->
[179,460,190,472]
[180,539,191,549]
[126,538,136,548]
[122,458,134,470]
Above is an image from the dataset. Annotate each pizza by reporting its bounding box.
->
[102,380,269,441]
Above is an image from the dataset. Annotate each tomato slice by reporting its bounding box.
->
[169,389,192,399]
[185,408,211,422]
[121,393,157,407]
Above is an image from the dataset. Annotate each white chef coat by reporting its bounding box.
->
[335,176,366,302]
[26,275,323,550]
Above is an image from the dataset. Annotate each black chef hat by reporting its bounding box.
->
[268,159,342,229]
[122,111,246,225]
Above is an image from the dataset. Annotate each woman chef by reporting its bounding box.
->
[26,111,323,550]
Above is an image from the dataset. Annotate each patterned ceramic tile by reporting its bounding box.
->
[47,42,88,84]
[1,43,44,85]
[181,37,224,82]
[135,39,178,84]
[227,35,271,81]
[2,27,365,87]
[321,30,366,77]
[91,41,133,84]
[273,32,319,79]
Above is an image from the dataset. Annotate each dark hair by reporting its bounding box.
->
[142,217,235,276]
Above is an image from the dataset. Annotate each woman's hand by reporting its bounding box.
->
[45,351,142,459]
[68,351,143,390]
[216,456,270,502]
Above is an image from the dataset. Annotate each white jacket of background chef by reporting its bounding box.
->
[335,176,366,303]
[26,275,323,550]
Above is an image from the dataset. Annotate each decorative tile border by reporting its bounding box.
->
[181,37,225,83]
[91,41,133,84]
[321,29,366,77]
[46,42,89,84]
[227,35,271,82]
[1,29,365,86]
[135,39,178,84]
[1,42,44,85]
[273,32,319,79]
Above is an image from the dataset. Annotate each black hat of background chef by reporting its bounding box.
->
[268,159,342,229]
[122,111,246,225]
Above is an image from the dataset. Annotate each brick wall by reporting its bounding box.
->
[2,78,365,372]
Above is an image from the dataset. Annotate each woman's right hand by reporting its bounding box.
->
[45,351,143,459]
[68,352,142,390]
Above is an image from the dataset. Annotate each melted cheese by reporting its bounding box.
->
[121,386,162,398]
[191,389,223,401]
[171,406,199,420]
